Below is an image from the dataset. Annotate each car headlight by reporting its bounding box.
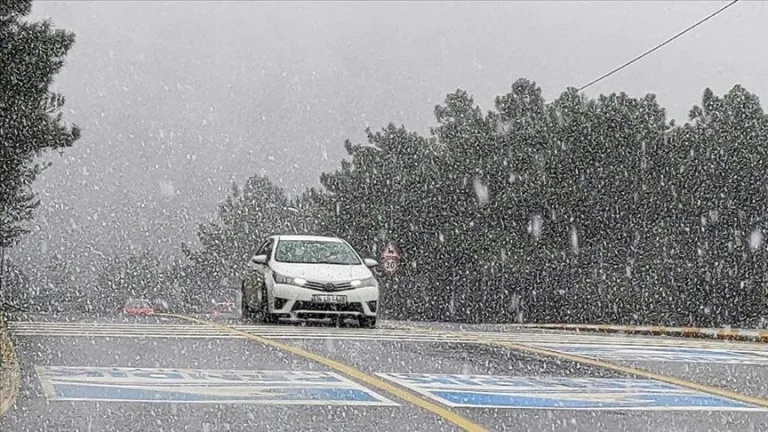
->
[350,277,378,288]
[273,273,307,287]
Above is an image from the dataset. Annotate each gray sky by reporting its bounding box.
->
[12,1,768,279]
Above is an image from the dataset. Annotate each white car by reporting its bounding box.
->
[241,234,380,327]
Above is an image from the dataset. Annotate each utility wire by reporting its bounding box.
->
[578,0,741,92]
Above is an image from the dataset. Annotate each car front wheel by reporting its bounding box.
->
[359,316,376,328]
[251,282,278,325]
[240,280,251,319]
[261,284,278,324]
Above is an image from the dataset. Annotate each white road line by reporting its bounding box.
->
[8,321,768,354]
[461,330,768,351]
[6,322,473,343]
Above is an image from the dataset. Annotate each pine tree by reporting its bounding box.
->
[0,0,80,247]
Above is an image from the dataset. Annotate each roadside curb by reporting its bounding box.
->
[522,323,768,343]
[0,312,21,418]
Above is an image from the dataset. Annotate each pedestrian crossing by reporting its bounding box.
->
[7,320,768,352]
[8,321,230,338]
[6,321,470,342]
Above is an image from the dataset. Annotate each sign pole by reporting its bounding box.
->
[0,246,5,296]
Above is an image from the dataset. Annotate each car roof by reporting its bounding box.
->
[274,234,344,243]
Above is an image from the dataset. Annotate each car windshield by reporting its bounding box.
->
[274,239,361,265]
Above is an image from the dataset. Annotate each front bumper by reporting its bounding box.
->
[271,284,379,319]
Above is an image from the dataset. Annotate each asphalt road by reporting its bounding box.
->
[2,313,768,431]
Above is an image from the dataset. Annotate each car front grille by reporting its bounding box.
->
[292,301,364,314]
[303,280,354,292]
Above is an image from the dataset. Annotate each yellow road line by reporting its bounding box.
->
[161,314,486,432]
[680,327,701,336]
[395,325,768,409]
[717,329,737,339]
[0,369,18,417]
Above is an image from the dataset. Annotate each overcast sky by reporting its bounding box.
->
[12,0,768,278]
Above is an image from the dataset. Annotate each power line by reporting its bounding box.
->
[578,0,741,92]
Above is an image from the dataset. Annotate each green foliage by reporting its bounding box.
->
[309,80,768,327]
[0,0,80,247]
[182,175,317,297]
[90,253,189,311]
[0,257,30,306]
[40,254,84,311]
[181,78,768,327]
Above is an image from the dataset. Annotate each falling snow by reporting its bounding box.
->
[749,229,764,252]
[1,2,767,431]
[472,177,490,206]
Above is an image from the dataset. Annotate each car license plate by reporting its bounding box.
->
[312,294,347,304]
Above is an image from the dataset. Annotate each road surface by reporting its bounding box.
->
[2,313,768,431]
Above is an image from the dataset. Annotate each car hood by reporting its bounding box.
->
[270,262,372,282]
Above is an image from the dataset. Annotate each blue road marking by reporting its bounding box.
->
[41,366,347,383]
[533,344,768,364]
[52,383,381,403]
[377,374,673,390]
[35,366,398,406]
[429,389,753,409]
[376,373,768,411]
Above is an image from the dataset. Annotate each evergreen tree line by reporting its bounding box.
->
[0,0,80,250]
[3,1,767,326]
[0,0,80,312]
[186,79,768,328]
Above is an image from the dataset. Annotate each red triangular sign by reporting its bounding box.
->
[381,242,400,259]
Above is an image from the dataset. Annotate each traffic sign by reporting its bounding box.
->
[381,257,398,275]
[381,242,400,259]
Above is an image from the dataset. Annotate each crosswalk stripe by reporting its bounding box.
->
[6,322,470,343]
[8,321,768,352]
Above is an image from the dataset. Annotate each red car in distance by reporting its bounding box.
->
[122,298,155,316]
[208,301,238,319]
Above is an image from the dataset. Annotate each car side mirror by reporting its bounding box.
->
[364,258,378,268]
[251,254,268,265]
